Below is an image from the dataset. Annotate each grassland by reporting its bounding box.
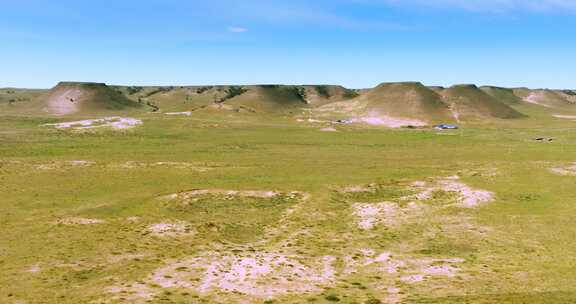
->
[2,108,576,303]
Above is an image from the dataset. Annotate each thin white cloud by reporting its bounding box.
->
[214,1,410,31]
[228,26,247,33]
[357,0,576,13]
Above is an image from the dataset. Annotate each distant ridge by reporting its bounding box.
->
[116,84,358,113]
[6,80,573,122]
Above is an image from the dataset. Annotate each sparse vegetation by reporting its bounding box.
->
[196,86,213,94]
[216,86,247,103]
[143,87,172,98]
[126,86,143,95]
[344,89,360,99]
[325,294,341,302]
[315,85,330,98]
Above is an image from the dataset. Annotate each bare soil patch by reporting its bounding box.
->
[147,221,195,237]
[57,217,105,225]
[42,117,142,131]
[550,163,576,176]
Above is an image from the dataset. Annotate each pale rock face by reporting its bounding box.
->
[524,92,552,108]
[46,88,82,115]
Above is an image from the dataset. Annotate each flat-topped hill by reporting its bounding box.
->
[440,84,524,120]
[44,82,140,115]
[513,88,576,108]
[358,82,453,122]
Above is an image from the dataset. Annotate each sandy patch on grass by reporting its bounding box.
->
[26,265,42,273]
[107,253,150,264]
[163,189,307,204]
[339,184,378,194]
[357,115,427,128]
[553,114,576,120]
[42,117,142,131]
[165,111,192,116]
[126,216,141,222]
[550,163,576,176]
[147,221,195,237]
[153,253,335,298]
[352,202,422,230]
[116,161,213,171]
[407,177,494,208]
[296,118,326,123]
[107,282,156,302]
[105,175,488,303]
[57,217,105,225]
[437,178,494,208]
[108,226,470,302]
[36,160,96,170]
[0,160,23,166]
[401,274,424,283]
[421,264,460,277]
[343,248,463,284]
[399,262,461,285]
[347,177,494,231]
[31,160,213,172]
[343,250,400,274]
[320,127,338,132]
[109,252,336,301]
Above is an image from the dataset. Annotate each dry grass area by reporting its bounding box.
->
[3,113,576,303]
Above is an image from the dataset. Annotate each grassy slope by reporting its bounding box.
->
[480,86,523,105]
[224,85,308,113]
[301,85,358,106]
[121,86,221,112]
[442,85,524,120]
[0,88,49,115]
[513,88,574,108]
[2,107,576,303]
[355,82,453,122]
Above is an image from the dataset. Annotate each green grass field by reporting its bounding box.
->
[2,110,576,303]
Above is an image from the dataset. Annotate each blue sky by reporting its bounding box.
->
[1,0,575,89]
